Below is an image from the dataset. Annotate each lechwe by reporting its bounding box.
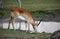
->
[8,7,42,32]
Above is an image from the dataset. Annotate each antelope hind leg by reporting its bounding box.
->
[26,22,30,32]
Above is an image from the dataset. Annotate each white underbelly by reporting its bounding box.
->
[18,16,26,20]
[11,12,27,21]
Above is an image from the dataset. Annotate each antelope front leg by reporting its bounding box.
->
[33,26,37,32]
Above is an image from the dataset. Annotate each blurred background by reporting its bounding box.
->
[0,0,60,39]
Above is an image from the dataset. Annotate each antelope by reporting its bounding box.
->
[8,7,42,32]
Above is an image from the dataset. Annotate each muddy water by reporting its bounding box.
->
[2,21,60,33]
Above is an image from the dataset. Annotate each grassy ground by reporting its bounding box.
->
[2,0,60,10]
[0,29,51,39]
[22,0,60,11]
[0,0,60,20]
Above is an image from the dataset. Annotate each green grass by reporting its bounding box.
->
[0,0,60,18]
[2,0,60,10]
[0,29,51,39]
[32,12,53,16]
[21,0,60,10]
